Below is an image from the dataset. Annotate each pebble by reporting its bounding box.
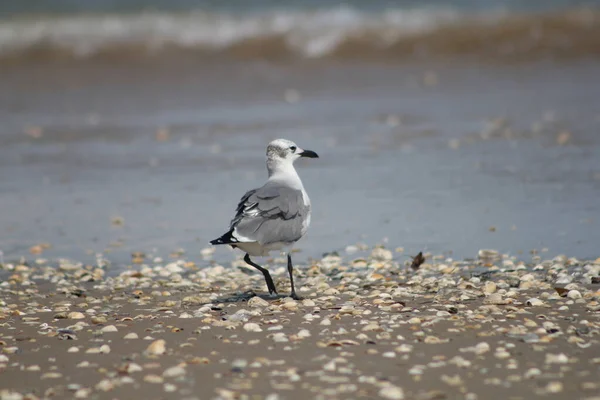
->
[145,339,167,356]
[546,353,569,364]
[163,365,186,378]
[297,329,311,338]
[243,323,263,332]
[248,297,269,308]
[95,379,114,392]
[74,388,92,399]
[379,385,405,400]
[0,393,23,400]
[100,325,118,333]
[545,381,563,393]
[164,383,177,392]
[68,312,85,320]
[483,281,497,294]
[124,332,139,339]
[41,372,62,379]
[271,333,288,343]
[484,293,509,305]
[91,316,107,324]
[371,248,393,261]
[144,375,164,384]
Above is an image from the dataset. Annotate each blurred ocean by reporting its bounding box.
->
[1,0,600,62]
[1,1,599,268]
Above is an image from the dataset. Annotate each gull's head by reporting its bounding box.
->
[266,139,319,165]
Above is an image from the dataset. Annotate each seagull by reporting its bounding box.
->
[210,139,318,300]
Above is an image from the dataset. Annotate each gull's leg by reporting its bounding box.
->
[244,254,278,296]
[287,254,301,300]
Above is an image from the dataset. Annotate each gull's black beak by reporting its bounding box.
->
[300,149,319,158]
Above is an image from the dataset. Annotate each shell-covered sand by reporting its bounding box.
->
[1,247,599,400]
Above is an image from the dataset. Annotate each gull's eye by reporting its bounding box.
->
[290,146,297,152]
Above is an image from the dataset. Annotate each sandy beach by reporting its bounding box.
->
[2,1,600,399]
[1,249,599,399]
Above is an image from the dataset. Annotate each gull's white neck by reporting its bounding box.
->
[267,159,304,190]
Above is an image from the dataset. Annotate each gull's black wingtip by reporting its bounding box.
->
[210,230,237,246]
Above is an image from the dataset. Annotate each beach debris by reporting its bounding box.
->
[145,340,167,356]
[0,248,598,399]
[155,127,170,142]
[379,385,405,399]
[100,325,118,333]
[410,252,425,270]
[556,131,571,145]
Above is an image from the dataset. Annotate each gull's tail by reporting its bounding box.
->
[210,229,237,246]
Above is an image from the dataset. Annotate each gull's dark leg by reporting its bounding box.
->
[244,254,278,296]
[287,254,301,300]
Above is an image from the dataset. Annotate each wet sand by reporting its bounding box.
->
[1,60,600,267]
[1,249,599,399]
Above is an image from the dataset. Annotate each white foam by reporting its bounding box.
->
[0,6,463,58]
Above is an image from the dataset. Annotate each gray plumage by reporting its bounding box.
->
[231,181,309,246]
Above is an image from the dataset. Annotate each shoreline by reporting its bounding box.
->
[1,248,599,399]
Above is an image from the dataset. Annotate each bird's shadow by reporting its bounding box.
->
[214,290,287,304]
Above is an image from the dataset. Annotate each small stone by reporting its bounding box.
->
[100,325,118,333]
[0,392,23,400]
[144,375,164,384]
[232,359,248,369]
[74,388,92,399]
[3,347,19,355]
[362,323,381,332]
[86,347,101,354]
[567,290,582,299]
[95,379,114,392]
[371,247,393,261]
[297,329,311,338]
[484,293,509,305]
[520,273,535,282]
[247,297,270,308]
[91,316,107,324]
[145,339,166,356]
[545,381,563,393]
[525,368,541,379]
[441,375,463,387]
[483,281,497,294]
[68,312,86,320]
[163,365,186,378]
[272,333,288,343]
[41,372,62,379]
[99,345,111,354]
[379,385,405,400]
[124,332,139,339]
[243,323,262,333]
[163,383,177,393]
[126,363,143,373]
[546,353,569,364]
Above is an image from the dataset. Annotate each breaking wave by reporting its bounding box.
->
[1,6,599,63]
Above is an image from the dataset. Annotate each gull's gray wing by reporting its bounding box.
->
[230,181,309,245]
